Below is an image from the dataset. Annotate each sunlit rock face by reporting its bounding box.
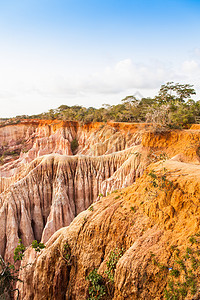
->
[1,120,200,262]
[16,160,200,300]
[0,120,151,261]
[1,119,200,299]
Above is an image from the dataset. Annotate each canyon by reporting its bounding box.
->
[0,120,150,261]
[0,120,200,299]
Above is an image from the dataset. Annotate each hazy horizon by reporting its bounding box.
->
[1,0,200,118]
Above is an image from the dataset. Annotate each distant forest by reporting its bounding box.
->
[2,82,200,128]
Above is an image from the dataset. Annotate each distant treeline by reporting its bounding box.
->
[3,82,200,128]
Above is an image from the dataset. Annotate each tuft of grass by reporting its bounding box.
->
[130,206,136,212]
[88,205,94,211]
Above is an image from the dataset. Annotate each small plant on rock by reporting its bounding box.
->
[147,152,174,200]
[105,247,124,284]
[151,234,200,300]
[0,255,21,299]
[70,138,79,154]
[31,240,46,252]
[88,205,94,211]
[130,206,136,212]
[63,242,71,265]
[14,239,26,261]
[86,246,125,298]
[1,238,46,300]
[86,269,106,300]
[83,216,88,225]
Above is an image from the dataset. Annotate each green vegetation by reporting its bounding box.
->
[83,216,88,225]
[151,234,200,300]
[111,190,118,194]
[86,247,125,299]
[130,206,136,212]
[165,242,200,299]
[105,247,124,284]
[88,205,94,211]
[0,256,21,300]
[63,242,71,265]
[1,82,200,129]
[86,269,106,300]
[148,168,173,191]
[70,138,79,154]
[31,240,46,252]
[147,152,174,199]
[0,239,46,299]
[58,241,72,266]
[14,239,26,262]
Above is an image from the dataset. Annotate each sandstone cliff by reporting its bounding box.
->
[0,149,135,261]
[0,120,146,178]
[0,121,150,261]
[0,120,200,300]
[16,160,200,299]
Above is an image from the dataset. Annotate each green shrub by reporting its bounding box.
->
[86,247,125,298]
[63,242,71,265]
[88,205,94,211]
[1,239,46,299]
[0,256,19,298]
[105,247,124,283]
[130,206,136,212]
[86,269,106,300]
[150,235,200,299]
[14,239,26,261]
[152,235,200,300]
[70,138,79,154]
[31,240,46,252]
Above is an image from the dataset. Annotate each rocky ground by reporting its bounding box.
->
[0,120,200,299]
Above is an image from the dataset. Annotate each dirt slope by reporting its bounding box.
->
[16,160,200,299]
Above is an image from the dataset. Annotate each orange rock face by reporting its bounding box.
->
[16,160,200,300]
[0,120,200,299]
[0,120,148,177]
[0,121,149,261]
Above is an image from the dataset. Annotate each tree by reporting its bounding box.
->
[156,82,196,104]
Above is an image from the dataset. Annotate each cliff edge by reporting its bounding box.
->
[0,120,200,299]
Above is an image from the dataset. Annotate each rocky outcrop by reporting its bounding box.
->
[77,122,148,156]
[0,147,141,261]
[1,121,200,264]
[0,121,154,262]
[0,120,78,177]
[16,160,200,299]
[142,129,200,163]
[0,120,147,177]
[0,120,200,299]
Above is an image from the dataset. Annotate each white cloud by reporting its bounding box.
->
[17,58,172,99]
[1,53,200,118]
[182,60,199,73]
[71,59,175,95]
[194,48,200,56]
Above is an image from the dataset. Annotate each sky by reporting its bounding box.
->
[0,0,200,117]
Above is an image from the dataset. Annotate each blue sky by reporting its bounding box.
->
[0,0,200,117]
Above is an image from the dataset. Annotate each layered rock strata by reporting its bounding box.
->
[16,160,200,299]
[0,148,140,261]
[1,120,200,265]
[0,120,146,178]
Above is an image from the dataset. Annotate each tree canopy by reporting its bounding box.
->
[2,82,200,129]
